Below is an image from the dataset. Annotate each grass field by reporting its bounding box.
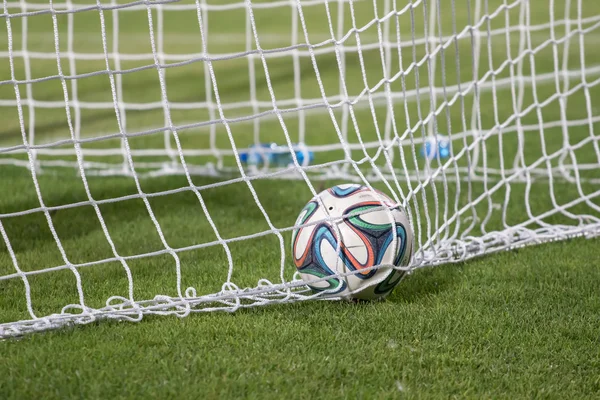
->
[2,0,600,398]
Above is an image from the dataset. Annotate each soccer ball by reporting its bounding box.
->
[291,184,414,300]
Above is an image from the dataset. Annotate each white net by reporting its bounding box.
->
[1,0,599,338]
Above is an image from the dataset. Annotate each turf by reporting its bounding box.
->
[1,237,600,399]
[1,0,600,398]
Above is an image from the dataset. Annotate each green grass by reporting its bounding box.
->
[1,238,599,399]
[1,0,600,397]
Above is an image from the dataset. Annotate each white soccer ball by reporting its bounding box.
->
[291,184,414,300]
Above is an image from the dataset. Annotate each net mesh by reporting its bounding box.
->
[1,0,599,338]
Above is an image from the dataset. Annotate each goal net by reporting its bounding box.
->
[1,0,599,337]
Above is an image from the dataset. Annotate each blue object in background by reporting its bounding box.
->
[420,134,451,161]
[239,143,314,167]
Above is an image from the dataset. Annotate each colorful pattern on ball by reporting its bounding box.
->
[374,225,409,295]
[292,185,414,299]
[343,202,403,279]
[294,224,348,294]
[328,184,363,198]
